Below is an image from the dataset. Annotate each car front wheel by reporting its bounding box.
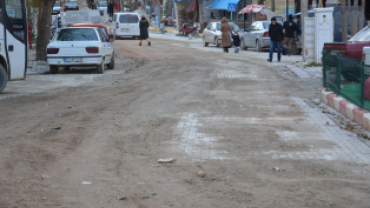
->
[215,37,220,47]
[97,61,105,74]
[203,37,209,47]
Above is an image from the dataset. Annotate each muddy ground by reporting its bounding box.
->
[1,36,370,208]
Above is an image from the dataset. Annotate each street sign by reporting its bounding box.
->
[227,3,236,12]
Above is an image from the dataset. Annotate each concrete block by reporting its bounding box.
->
[333,96,344,111]
[322,91,334,105]
[327,93,336,108]
[339,100,351,115]
[354,108,368,126]
[345,103,357,121]
[363,113,370,131]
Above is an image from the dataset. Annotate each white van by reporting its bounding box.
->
[111,13,141,39]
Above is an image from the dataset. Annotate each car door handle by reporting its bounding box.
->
[8,45,14,52]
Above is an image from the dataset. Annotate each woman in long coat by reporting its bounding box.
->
[220,17,233,53]
[139,15,151,46]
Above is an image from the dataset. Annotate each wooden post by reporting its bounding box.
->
[301,0,307,62]
[359,0,366,31]
[285,0,289,21]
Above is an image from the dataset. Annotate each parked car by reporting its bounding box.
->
[323,26,370,81]
[47,27,114,74]
[97,1,107,15]
[70,23,112,41]
[50,14,61,39]
[64,1,79,12]
[52,1,61,15]
[111,13,141,39]
[239,21,283,52]
[203,21,241,47]
[293,6,368,55]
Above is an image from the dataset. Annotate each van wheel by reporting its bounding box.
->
[97,61,105,74]
[0,64,7,93]
[50,65,59,74]
[108,55,115,69]
[203,37,209,47]
[215,38,220,47]
[291,42,302,55]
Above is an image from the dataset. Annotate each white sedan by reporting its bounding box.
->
[47,27,114,74]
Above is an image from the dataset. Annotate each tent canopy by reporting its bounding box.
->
[238,4,268,14]
[207,0,240,10]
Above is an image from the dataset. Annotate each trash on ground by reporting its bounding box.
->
[118,196,126,200]
[158,158,175,163]
[52,127,61,130]
[82,181,91,185]
[197,171,206,178]
[272,167,284,172]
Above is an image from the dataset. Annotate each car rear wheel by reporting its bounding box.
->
[64,66,70,72]
[256,40,261,52]
[97,61,105,74]
[108,55,115,69]
[0,64,7,93]
[50,65,59,74]
[203,37,209,47]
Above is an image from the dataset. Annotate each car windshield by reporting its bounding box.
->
[263,21,283,29]
[100,1,107,7]
[55,28,98,41]
[216,22,240,31]
[54,1,59,7]
[349,27,370,41]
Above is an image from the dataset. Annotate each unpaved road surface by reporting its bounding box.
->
[1,35,370,208]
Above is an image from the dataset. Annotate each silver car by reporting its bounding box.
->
[240,21,283,52]
[98,1,107,15]
[203,21,241,47]
[52,1,60,15]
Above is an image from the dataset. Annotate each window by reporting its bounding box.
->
[99,1,107,7]
[5,0,24,40]
[230,23,241,32]
[55,28,98,41]
[206,24,212,30]
[54,1,60,7]
[119,14,139,23]
[97,28,107,42]
[216,23,221,30]
[99,27,108,39]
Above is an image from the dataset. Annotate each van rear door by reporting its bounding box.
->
[119,14,140,36]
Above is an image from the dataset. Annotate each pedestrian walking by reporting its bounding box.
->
[232,32,240,53]
[139,15,151,46]
[210,12,216,19]
[283,14,297,56]
[220,17,233,53]
[268,17,284,62]
[108,1,114,19]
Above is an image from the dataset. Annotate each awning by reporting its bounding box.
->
[207,0,240,10]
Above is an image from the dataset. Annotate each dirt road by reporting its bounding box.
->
[1,35,370,207]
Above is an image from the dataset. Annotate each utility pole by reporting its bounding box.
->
[301,0,307,62]
[285,0,289,21]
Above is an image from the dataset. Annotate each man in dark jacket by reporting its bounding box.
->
[108,1,114,19]
[139,15,151,46]
[268,17,284,62]
[283,14,297,56]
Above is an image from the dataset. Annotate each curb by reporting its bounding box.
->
[150,27,203,37]
[320,88,370,130]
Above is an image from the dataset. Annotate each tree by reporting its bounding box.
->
[341,0,347,41]
[352,0,358,35]
[35,0,55,61]
[198,0,204,32]
[271,0,275,12]
[359,0,365,31]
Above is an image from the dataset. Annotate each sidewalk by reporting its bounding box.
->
[150,26,204,37]
[27,48,50,75]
